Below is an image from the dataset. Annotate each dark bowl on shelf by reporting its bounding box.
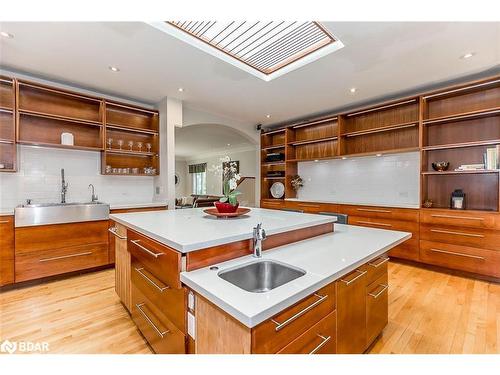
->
[432,161,450,172]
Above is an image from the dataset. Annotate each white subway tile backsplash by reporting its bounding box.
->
[296,152,420,208]
[0,146,154,211]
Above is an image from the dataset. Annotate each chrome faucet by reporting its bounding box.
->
[60,168,68,204]
[252,223,267,258]
[88,184,98,203]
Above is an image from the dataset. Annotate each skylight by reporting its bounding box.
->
[149,21,344,81]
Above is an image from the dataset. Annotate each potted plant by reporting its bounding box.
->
[215,158,241,213]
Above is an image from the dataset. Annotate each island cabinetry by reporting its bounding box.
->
[251,283,336,354]
[0,215,14,286]
[109,222,131,311]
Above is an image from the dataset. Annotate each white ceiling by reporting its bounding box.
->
[175,124,255,159]
[0,22,499,128]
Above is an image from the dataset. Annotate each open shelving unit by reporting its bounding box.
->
[101,101,159,176]
[0,76,17,172]
[16,80,105,151]
[421,77,500,212]
[260,129,286,200]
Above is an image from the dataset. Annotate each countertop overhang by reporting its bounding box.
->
[180,224,411,328]
[110,207,337,253]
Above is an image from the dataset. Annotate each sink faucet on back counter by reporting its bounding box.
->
[109,207,411,354]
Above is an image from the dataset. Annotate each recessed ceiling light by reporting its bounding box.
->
[178,87,184,92]
[227,143,231,146]
[108,66,120,72]
[266,114,271,119]
[349,87,357,94]
[460,52,475,59]
[0,31,14,39]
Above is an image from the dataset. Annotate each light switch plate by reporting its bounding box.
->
[187,312,196,339]
[188,291,195,310]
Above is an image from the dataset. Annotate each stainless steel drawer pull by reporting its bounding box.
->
[340,269,367,286]
[108,227,127,240]
[357,208,391,213]
[429,248,486,261]
[39,251,93,263]
[271,293,328,332]
[368,284,389,299]
[430,214,484,221]
[355,220,392,227]
[134,267,170,292]
[368,257,389,268]
[430,229,484,238]
[0,220,10,224]
[131,239,164,258]
[135,303,170,338]
[309,334,332,354]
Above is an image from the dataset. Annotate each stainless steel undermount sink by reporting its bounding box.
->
[218,260,306,293]
[15,202,109,227]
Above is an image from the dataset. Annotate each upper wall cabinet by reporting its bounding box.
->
[339,98,420,156]
[102,102,159,176]
[0,76,17,172]
[16,80,105,151]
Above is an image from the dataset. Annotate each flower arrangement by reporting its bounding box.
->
[212,156,241,213]
[291,175,304,191]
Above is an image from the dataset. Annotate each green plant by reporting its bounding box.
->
[219,158,241,205]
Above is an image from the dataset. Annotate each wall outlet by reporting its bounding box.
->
[155,186,161,195]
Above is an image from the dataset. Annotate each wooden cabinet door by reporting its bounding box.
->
[336,266,368,354]
[0,215,14,286]
[112,223,131,311]
[366,273,389,347]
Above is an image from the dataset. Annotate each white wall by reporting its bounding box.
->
[175,159,189,197]
[296,152,420,208]
[184,148,257,199]
[0,146,154,211]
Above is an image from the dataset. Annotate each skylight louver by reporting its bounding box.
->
[149,21,344,81]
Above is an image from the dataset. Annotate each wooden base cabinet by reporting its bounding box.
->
[0,215,15,286]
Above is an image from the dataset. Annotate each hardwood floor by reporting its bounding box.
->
[1,261,498,354]
[0,269,151,354]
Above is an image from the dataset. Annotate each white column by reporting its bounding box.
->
[155,97,182,210]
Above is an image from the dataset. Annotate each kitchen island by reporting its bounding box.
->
[109,208,410,354]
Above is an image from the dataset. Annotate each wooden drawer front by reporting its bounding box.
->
[366,273,389,347]
[15,243,108,282]
[131,284,186,354]
[0,216,15,286]
[419,240,500,278]
[349,215,417,232]
[277,311,336,354]
[285,201,335,214]
[365,255,389,285]
[420,209,500,230]
[131,257,186,333]
[252,283,336,354]
[127,230,181,289]
[15,220,109,254]
[339,204,419,222]
[260,200,285,210]
[389,241,420,262]
[113,223,131,312]
[420,224,500,250]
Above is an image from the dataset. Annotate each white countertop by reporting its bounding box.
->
[285,198,420,209]
[0,201,168,217]
[180,224,411,328]
[110,207,336,253]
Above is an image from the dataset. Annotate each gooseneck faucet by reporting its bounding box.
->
[88,184,98,203]
[61,168,68,204]
[252,223,267,258]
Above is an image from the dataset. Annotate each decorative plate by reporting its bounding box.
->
[270,182,285,198]
[203,207,251,218]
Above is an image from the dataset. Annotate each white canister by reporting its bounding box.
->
[61,132,74,146]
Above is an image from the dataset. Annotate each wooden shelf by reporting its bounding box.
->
[341,121,418,137]
[106,123,159,135]
[19,109,103,127]
[262,128,285,135]
[422,139,500,151]
[105,149,156,157]
[422,170,499,175]
[102,172,157,177]
[0,139,14,144]
[263,176,285,180]
[292,117,337,129]
[289,136,338,146]
[0,107,13,113]
[262,161,285,166]
[261,143,285,150]
[423,107,500,125]
[18,141,103,152]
